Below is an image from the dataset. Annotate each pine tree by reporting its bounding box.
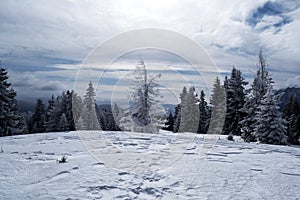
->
[0,66,27,136]
[83,81,100,130]
[255,89,287,145]
[64,90,75,131]
[283,95,300,144]
[223,67,247,136]
[45,95,56,132]
[163,112,174,132]
[241,49,272,142]
[198,90,210,134]
[173,104,181,133]
[121,60,165,133]
[112,103,122,131]
[208,77,226,135]
[45,96,62,132]
[72,92,83,130]
[30,98,46,133]
[178,86,188,132]
[182,86,199,133]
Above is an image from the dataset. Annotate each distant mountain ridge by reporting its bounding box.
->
[276,87,300,110]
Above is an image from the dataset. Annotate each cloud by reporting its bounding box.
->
[284,75,300,88]
[9,71,70,99]
[1,0,300,102]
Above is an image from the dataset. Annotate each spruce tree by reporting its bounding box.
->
[255,89,287,145]
[164,112,175,132]
[0,66,27,136]
[173,104,181,133]
[72,92,83,130]
[223,67,247,136]
[178,86,188,132]
[241,50,272,142]
[283,95,300,144]
[45,95,56,132]
[198,90,210,134]
[208,77,226,135]
[83,81,100,130]
[121,60,165,133]
[30,98,46,133]
[183,86,199,133]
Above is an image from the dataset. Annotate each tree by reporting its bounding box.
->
[121,60,165,133]
[208,77,226,135]
[223,67,247,136]
[0,66,27,136]
[283,95,300,144]
[83,82,100,130]
[241,49,272,142]
[177,86,187,132]
[198,90,210,134]
[63,90,75,131]
[163,112,174,132]
[173,104,181,133]
[255,89,287,145]
[181,86,199,133]
[45,95,57,132]
[72,92,84,130]
[30,99,46,133]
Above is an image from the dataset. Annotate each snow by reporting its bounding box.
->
[0,131,299,199]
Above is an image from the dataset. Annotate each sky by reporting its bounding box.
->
[0,0,300,105]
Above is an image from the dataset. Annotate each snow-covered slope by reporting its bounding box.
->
[0,131,299,200]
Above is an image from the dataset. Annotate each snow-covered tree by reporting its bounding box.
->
[83,81,100,130]
[283,95,300,145]
[72,92,83,130]
[241,50,272,142]
[121,60,165,133]
[63,90,75,131]
[0,66,27,136]
[112,103,122,131]
[208,77,226,135]
[255,89,287,145]
[177,86,187,132]
[45,95,57,132]
[223,67,247,136]
[179,86,199,133]
[173,104,181,133]
[163,112,174,132]
[29,98,46,133]
[198,90,210,134]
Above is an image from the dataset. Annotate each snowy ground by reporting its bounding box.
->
[0,131,299,200]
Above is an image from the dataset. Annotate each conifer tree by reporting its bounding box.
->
[30,98,46,133]
[223,67,247,136]
[173,104,181,133]
[83,81,100,130]
[0,66,27,136]
[255,89,287,145]
[183,86,200,133]
[208,77,226,135]
[198,90,210,134]
[121,60,165,133]
[241,50,272,142]
[163,112,174,132]
[283,95,300,144]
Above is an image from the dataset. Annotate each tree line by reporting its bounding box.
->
[0,50,299,145]
[163,50,299,145]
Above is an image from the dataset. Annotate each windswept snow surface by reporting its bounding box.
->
[0,131,299,200]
